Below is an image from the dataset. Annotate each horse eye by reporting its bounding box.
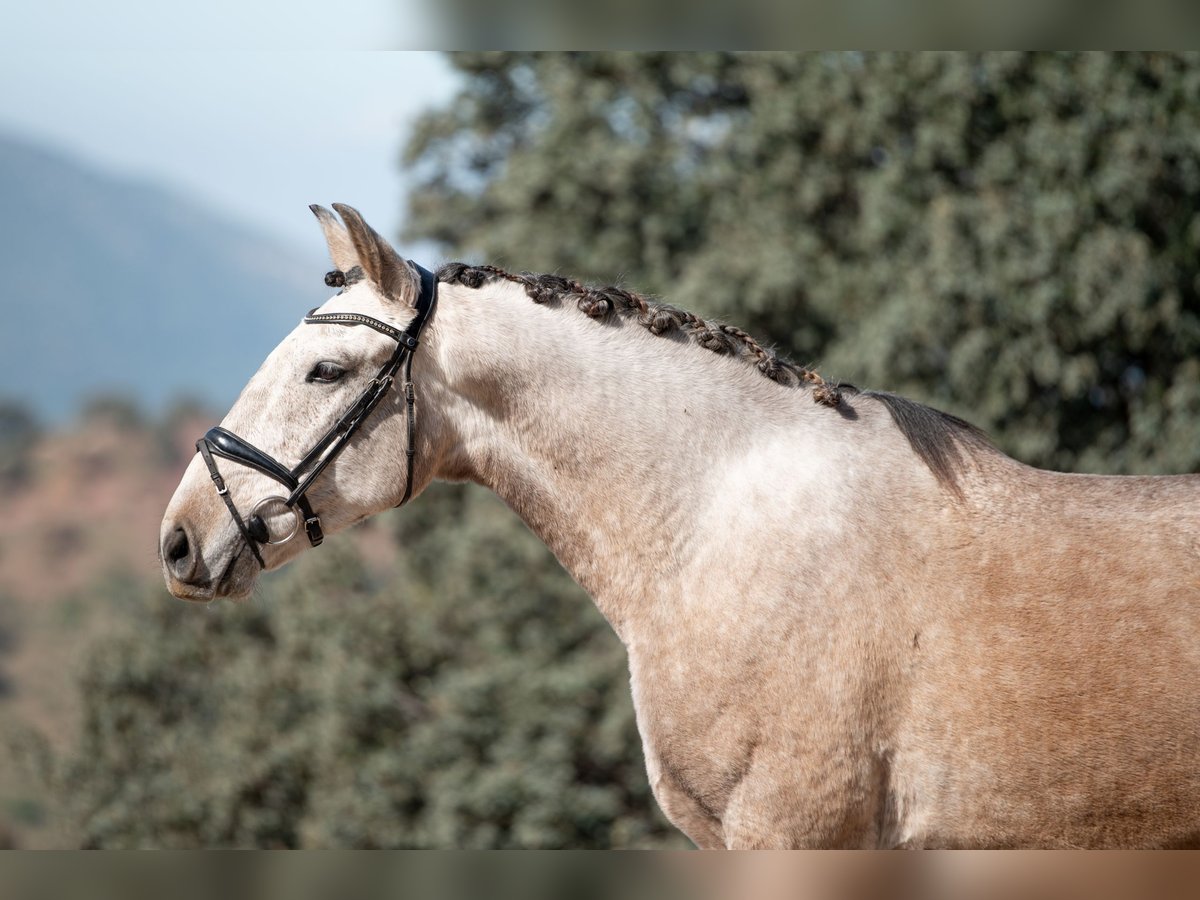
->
[306,361,346,384]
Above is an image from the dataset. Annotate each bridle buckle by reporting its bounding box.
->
[304,515,325,547]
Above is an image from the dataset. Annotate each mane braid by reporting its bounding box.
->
[435,263,994,494]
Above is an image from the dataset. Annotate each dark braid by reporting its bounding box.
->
[437,263,845,408]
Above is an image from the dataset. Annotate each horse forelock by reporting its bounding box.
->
[436,262,995,493]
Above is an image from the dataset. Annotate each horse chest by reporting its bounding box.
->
[627,655,760,830]
[624,615,904,847]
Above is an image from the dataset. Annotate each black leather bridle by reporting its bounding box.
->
[195,262,438,569]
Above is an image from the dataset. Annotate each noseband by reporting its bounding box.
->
[195,262,438,569]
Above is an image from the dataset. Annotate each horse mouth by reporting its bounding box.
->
[215,546,257,600]
[168,544,256,603]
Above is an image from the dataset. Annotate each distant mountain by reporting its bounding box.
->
[0,132,329,421]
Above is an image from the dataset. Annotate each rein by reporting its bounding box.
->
[196,262,438,569]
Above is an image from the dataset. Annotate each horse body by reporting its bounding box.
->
[896,463,1200,848]
[161,205,1200,848]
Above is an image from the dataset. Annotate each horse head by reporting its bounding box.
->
[160,204,436,601]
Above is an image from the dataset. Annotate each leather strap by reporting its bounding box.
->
[398,351,418,507]
[197,435,266,569]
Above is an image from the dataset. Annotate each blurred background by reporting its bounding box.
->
[1,51,1199,848]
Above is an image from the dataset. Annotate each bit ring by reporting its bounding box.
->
[250,496,302,545]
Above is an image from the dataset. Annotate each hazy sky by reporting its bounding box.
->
[0,48,459,254]
[8,0,432,50]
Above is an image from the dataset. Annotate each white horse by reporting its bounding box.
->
[162,204,1200,848]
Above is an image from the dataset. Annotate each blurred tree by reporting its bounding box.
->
[80,393,144,432]
[152,394,217,465]
[56,52,1200,849]
[0,594,17,698]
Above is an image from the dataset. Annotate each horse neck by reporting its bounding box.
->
[417,280,844,636]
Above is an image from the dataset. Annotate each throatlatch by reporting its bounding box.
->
[196,261,439,569]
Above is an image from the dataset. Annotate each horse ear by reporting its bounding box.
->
[330,203,419,307]
[309,204,358,272]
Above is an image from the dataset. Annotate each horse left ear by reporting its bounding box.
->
[331,202,419,307]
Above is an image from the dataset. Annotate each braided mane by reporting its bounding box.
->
[435,262,995,493]
[437,263,845,407]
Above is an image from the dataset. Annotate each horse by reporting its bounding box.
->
[161,203,1200,848]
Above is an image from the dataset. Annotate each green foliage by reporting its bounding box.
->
[57,52,1200,848]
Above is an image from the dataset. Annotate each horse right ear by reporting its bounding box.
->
[331,202,420,308]
[309,204,359,272]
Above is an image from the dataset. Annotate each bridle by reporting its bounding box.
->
[195,261,438,569]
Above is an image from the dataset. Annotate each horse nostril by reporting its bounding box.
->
[165,526,189,562]
[247,515,269,545]
[164,526,192,577]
